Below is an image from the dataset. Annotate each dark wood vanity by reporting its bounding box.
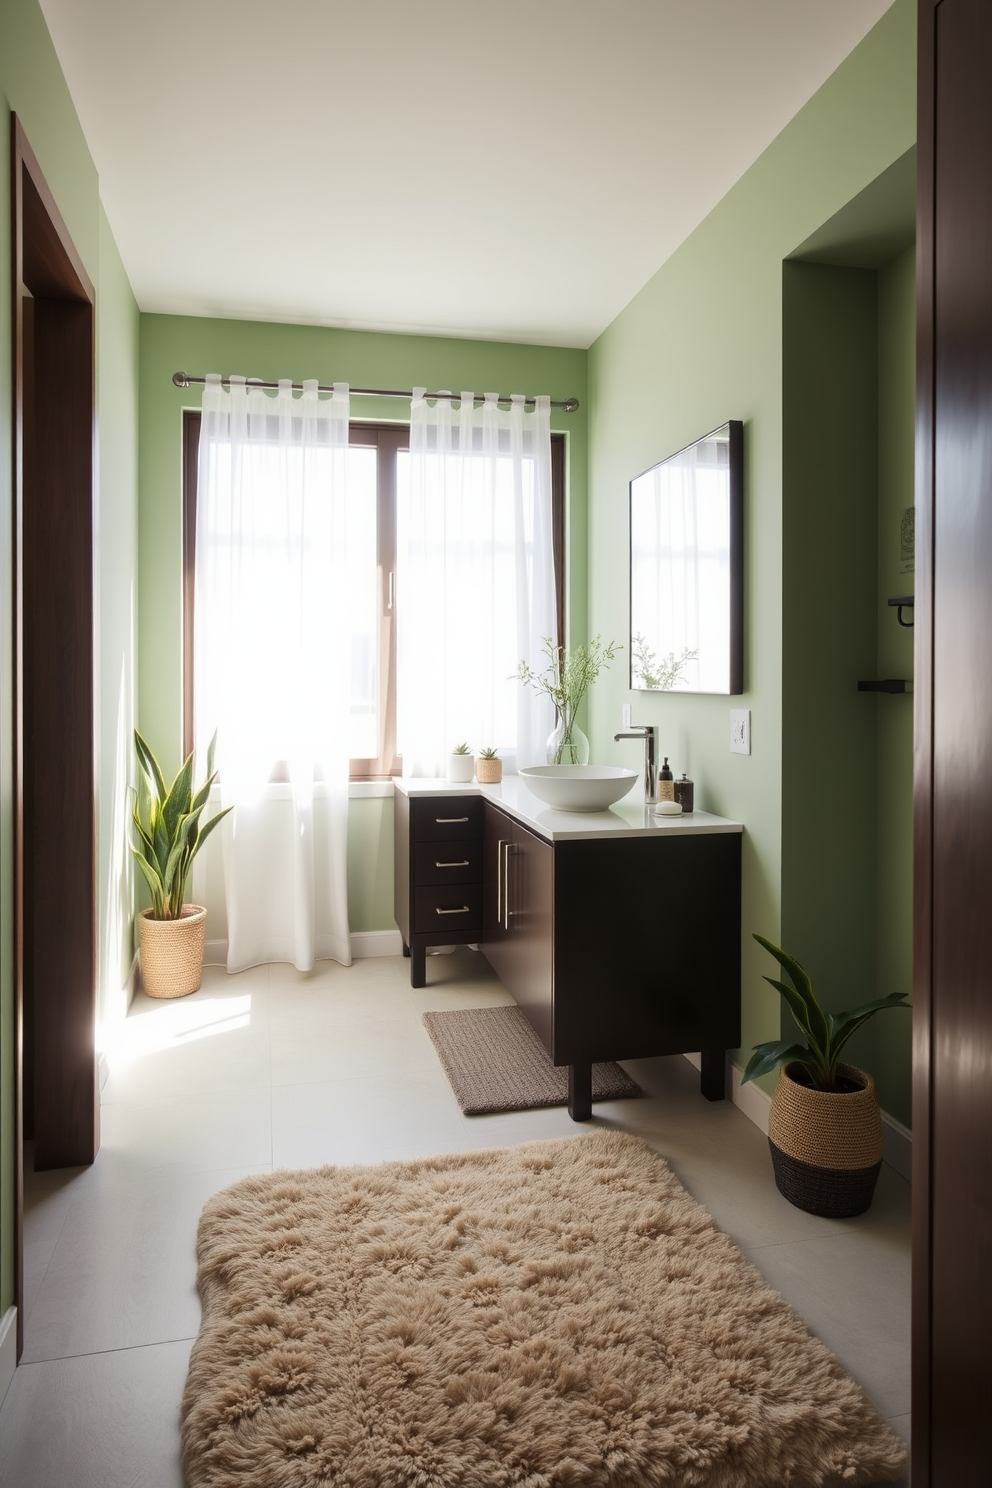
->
[394,780,742,1119]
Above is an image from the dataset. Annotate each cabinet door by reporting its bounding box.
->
[481,802,514,991]
[508,819,554,1057]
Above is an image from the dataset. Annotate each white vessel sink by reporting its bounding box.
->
[518,765,638,813]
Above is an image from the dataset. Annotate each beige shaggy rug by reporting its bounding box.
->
[181,1131,907,1488]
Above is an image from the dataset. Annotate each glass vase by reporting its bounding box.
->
[547,719,589,766]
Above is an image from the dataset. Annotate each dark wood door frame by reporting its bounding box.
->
[11,115,99,1356]
[914,2,992,1480]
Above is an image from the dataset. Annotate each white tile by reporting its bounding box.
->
[21,1157,91,1325]
[0,1340,191,1488]
[102,1023,270,1104]
[98,1085,272,1174]
[3,953,912,1485]
[22,1165,268,1362]
[741,1230,911,1419]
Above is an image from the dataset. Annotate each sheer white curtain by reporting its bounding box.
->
[397,390,556,775]
[194,375,354,971]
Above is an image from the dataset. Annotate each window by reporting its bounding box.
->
[183,411,564,778]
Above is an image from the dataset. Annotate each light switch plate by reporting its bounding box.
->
[622,703,631,728]
[730,708,751,755]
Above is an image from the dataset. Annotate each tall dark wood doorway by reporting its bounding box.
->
[11,117,99,1356]
[915,0,992,1480]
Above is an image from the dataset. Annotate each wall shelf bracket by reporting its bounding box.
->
[888,594,915,627]
[857,678,913,694]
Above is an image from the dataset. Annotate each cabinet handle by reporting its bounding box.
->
[435,859,470,868]
[496,839,508,925]
[502,842,517,931]
[436,905,470,915]
[435,816,469,824]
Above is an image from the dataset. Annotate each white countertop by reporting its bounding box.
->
[393,776,743,843]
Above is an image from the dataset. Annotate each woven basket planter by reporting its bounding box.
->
[475,757,502,784]
[768,1062,883,1218]
[137,905,207,1000]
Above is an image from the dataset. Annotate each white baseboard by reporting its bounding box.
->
[125,951,139,1008]
[0,1306,17,1406]
[682,1053,911,1175]
[204,930,403,968]
[350,929,403,958]
[881,1111,912,1181]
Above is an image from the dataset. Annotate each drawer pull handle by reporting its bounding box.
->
[435,860,470,868]
[436,905,471,915]
[435,816,469,823]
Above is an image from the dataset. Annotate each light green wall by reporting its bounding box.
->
[585,0,915,1107]
[781,261,880,1072]
[873,246,915,1126]
[96,208,141,1022]
[1,0,141,1316]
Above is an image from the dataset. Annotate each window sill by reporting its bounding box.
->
[349,779,394,799]
[206,780,395,802]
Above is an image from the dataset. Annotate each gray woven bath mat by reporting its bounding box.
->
[422,1004,640,1115]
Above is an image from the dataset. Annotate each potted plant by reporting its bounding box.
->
[515,635,620,765]
[130,730,231,999]
[446,742,475,783]
[743,933,910,1217]
[475,747,502,784]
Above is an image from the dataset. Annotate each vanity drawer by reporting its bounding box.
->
[414,883,483,934]
[414,839,483,886]
[412,796,483,842]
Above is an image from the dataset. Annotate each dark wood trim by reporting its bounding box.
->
[182,419,567,778]
[728,419,745,694]
[11,114,99,1355]
[551,433,565,648]
[913,7,937,1483]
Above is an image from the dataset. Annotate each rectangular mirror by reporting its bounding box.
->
[629,420,743,694]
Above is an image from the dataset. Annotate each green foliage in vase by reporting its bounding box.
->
[478,746,499,759]
[632,633,698,690]
[515,636,620,764]
[742,933,910,1091]
[130,730,232,921]
[451,742,471,755]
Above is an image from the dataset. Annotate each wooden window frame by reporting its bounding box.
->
[182,413,565,779]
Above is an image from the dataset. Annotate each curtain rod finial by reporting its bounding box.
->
[172,371,190,388]
[563,398,580,413]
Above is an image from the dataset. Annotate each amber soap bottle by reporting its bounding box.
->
[657,757,675,802]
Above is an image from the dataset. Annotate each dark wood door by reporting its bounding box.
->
[915,3,992,1480]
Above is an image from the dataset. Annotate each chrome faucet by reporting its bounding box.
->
[614,723,656,802]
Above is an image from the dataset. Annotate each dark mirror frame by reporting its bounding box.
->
[628,419,744,696]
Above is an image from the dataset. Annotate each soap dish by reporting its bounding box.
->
[654,800,683,817]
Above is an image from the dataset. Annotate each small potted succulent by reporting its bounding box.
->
[446,742,475,784]
[743,934,910,1217]
[475,747,502,784]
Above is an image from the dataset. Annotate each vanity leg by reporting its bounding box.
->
[410,945,426,989]
[700,1048,727,1101]
[567,1063,593,1122]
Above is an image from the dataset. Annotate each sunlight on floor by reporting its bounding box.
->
[103,996,253,1067]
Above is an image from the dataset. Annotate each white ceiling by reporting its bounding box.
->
[39,0,893,349]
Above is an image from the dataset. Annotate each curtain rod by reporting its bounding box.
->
[172,371,579,413]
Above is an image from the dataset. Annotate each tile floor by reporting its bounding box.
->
[0,949,911,1486]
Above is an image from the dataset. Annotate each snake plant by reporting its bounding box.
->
[130,730,231,921]
[742,933,910,1092]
